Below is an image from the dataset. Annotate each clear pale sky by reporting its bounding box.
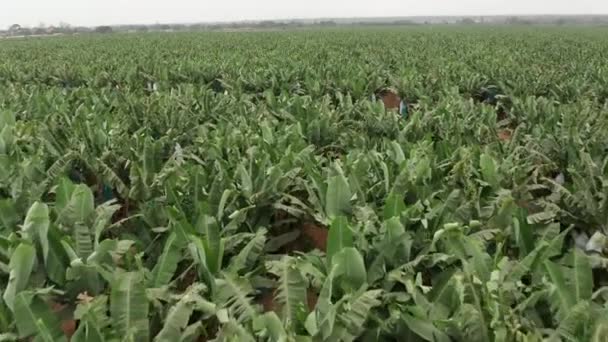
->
[2,0,607,28]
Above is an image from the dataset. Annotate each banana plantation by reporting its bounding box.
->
[0,27,608,341]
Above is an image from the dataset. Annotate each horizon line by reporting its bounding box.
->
[7,13,608,28]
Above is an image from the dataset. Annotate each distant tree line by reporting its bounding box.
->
[2,16,608,37]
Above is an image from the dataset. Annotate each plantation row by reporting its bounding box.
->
[0,27,608,341]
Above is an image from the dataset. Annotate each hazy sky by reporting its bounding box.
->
[2,0,607,28]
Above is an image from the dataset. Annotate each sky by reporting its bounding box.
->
[2,0,607,28]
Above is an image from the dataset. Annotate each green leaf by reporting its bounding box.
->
[34,318,66,342]
[13,292,63,340]
[513,215,534,256]
[73,294,110,338]
[0,111,15,129]
[480,152,499,188]
[71,322,105,342]
[592,317,608,342]
[0,199,18,231]
[92,201,122,247]
[3,243,36,311]
[73,223,93,260]
[428,268,460,312]
[217,319,256,342]
[509,242,547,281]
[383,192,406,220]
[149,233,182,288]
[253,312,287,342]
[403,313,451,342]
[61,184,95,224]
[553,301,590,341]
[179,322,203,342]
[237,164,253,198]
[187,237,216,295]
[217,190,233,221]
[333,248,367,292]
[44,226,69,285]
[527,211,556,225]
[216,271,257,323]
[326,216,353,265]
[545,260,575,310]
[54,177,75,213]
[267,256,307,325]
[338,289,382,338]
[0,126,13,155]
[195,211,223,275]
[110,272,149,342]
[229,228,266,274]
[22,202,50,263]
[325,175,352,219]
[154,290,200,341]
[384,216,406,243]
[389,141,406,165]
[573,249,593,302]
[537,226,570,269]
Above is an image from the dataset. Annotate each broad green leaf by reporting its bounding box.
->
[545,260,575,310]
[22,202,50,263]
[326,216,353,264]
[73,294,110,336]
[0,126,12,155]
[73,224,93,259]
[44,227,69,285]
[339,289,382,338]
[0,111,14,129]
[389,141,406,165]
[573,249,593,302]
[253,312,287,342]
[333,248,367,292]
[266,256,307,325]
[325,175,351,219]
[187,237,216,295]
[217,190,233,221]
[92,201,122,247]
[513,215,534,256]
[73,184,95,223]
[13,292,64,340]
[195,211,223,275]
[509,242,547,281]
[383,192,406,220]
[110,272,149,342]
[403,313,451,342]
[71,322,105,342]
[428,268,460,311]
[154,290,199,341]
[218,320,256,342]
[310,267,338,339]
[149,233,182,288]
[229,228,266,274]
[34,318,66,342]
[0,199,18,231]
[592,317,608,342]
[536,226,571,271]
[61,184,95,224]
[216,271,256,324]
[553,301,590,342]
[167,207,195,243]
[480,152,499,188]
[237,164,253,198]
[3,243,36,311]
[384,216,406,242]
[179,322,203,342]
[54,177,76,213]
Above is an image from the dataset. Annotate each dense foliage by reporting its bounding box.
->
[1,26,608,341]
